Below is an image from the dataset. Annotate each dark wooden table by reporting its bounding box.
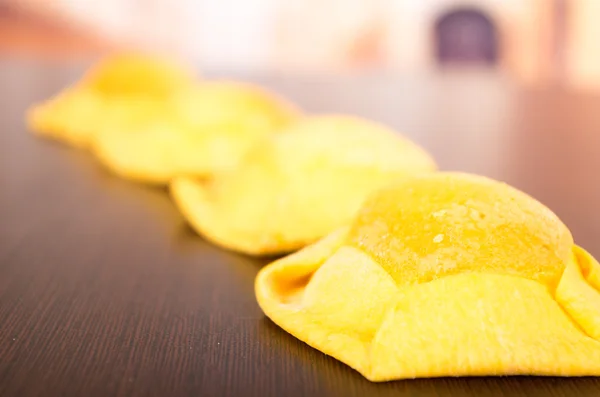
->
[1,59,600,397]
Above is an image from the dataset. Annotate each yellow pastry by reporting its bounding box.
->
[81,53,196,97]
[27,87,106,148]
[255,172,600,381]
[170,115,437,255]
[91,97,184,183]
[92,81,300,184]
[27,53,196,148]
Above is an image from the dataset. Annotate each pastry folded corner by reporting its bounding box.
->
[255,227,386,375]
[257,237,600,381]
[255,195,600,382]
[556,245,600,340]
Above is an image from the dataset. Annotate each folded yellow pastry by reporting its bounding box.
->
[92,81,300,183]
[27,53,196,148]
[255,172,600,381]
[170,115,437,255]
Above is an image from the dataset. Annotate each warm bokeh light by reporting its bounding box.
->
[2,0,600,90]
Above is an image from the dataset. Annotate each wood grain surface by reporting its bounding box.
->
[1,60,600,397]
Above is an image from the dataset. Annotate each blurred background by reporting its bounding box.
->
[1,0,600,91]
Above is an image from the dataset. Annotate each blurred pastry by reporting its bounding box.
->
[27,87,106,148]
[81,53,196,98]
[255,172,600,381]
[27,53,196,148]
[92,81,300,183]
[91,96,184,183]
[170,115,436,255]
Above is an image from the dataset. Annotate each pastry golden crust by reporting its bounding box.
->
[171,115,436,255]
[91,81,300,183]
[255,172,600,381]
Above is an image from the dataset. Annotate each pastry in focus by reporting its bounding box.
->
[27,53,196,148]
[170,115,437,255]
[255,172,600,381]
[92,81,300,183]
